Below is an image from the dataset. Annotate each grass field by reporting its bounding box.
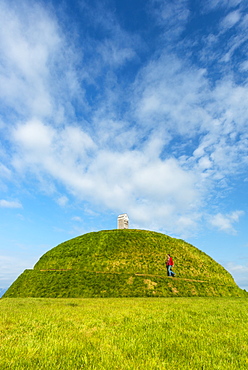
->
[0,297,247,369]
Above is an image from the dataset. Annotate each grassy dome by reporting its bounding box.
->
[3,230,247,298]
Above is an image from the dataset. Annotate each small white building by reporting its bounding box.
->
[117,214,129,229]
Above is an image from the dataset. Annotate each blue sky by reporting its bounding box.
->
[0,0,248,291]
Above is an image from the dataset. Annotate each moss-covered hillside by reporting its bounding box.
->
[3,229,247,298]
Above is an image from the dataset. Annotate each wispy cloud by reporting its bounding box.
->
[0,0,84,128]
[72,216,83,222]
[0,254,34,288]
[208,211,245,234]
[204,0,243,11]
[224,261,248,290]
[150,0,190,38]
[57,196,69,207]
[0,200,22,208]
[0,2,58,118]
[220,10,241,30]
[0,0,248,237]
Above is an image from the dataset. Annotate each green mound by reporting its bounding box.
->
[3,229,247,298]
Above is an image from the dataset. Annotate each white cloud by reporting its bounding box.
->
[133,54,209,136]
[0,0,84,124]
[0,163,12,179]
[97,40,136,67]
[240,60,248,71]
[224,262,248,290]
[199,3,248,67]
[0,0,247,237]
[0,254,35,288]
[131,52,248,185]
[8,44,248,235]
[204,0,243,11]
[208,211,245,234]
[10,117,204,234]
[57,196,69,207]
[0,199,22,208]
[13,119,54,153]
[220,10,241,30]
[150,0,190,38]
[0,2,59,118]
[226,262,248,273]
[72,216,83,222]
[78,0,138,70]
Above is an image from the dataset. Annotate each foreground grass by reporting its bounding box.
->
[0,298,247,369]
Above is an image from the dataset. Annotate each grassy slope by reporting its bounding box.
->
[4,229,247,298]
[33,229,234,283]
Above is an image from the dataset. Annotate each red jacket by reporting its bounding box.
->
[166,257,174,266]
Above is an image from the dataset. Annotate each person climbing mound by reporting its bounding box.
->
[166,254,176,277]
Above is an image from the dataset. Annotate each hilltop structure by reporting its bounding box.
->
[117,213,129,229]
[3,229,247,298]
